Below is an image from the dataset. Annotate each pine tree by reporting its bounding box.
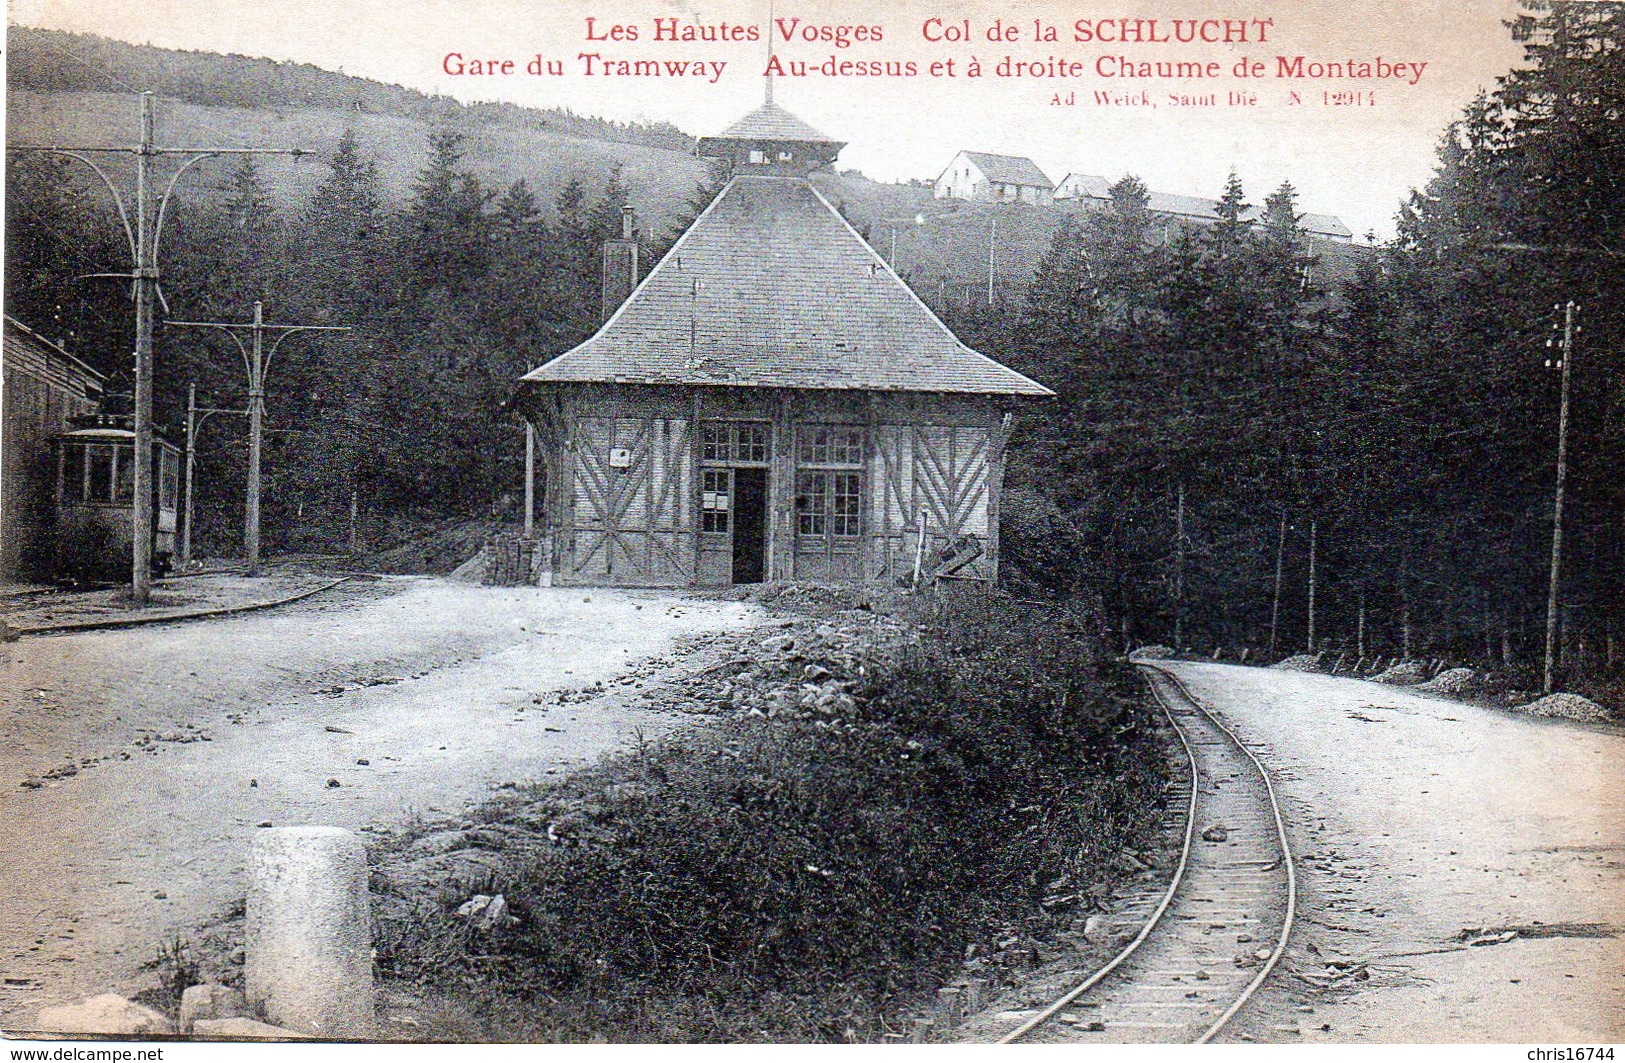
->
[403,129,494,295]
[1207,170,1252,256]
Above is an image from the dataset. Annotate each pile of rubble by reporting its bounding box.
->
[663,609,914,721]
[1417,667,1479,695]
[1516,692,1609,722]
[1271,653,1324,673]
[1370,660,1430,685]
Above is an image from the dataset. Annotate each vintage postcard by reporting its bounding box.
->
[2,0,1620,1051]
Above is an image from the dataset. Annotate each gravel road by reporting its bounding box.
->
[0,577,760,1021]
[1164,662,1623,1043]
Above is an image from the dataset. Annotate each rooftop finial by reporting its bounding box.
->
[765,0,775,103]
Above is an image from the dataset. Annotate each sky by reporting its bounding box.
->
[7,0,1530,239]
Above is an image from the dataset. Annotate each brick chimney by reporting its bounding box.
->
[601,206,639,322]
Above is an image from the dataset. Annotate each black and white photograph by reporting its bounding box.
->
[1,0,1621,1049]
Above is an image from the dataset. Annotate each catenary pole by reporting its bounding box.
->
[988,213,998,306]
[181,389,246,567]
[1270,507,1287,658]
[247,301,265,573]
[9,92,306,601]
[132,95,155,601]
[1173,482,1186,648]
[167,303,347,576]
[1307,519,1318,653]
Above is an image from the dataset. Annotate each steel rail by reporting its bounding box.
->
[997,662,1297,1045]
[1151,665,1298,1044]
[996,665,1200,1043]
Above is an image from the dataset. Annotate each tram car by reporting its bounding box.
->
[53,412,181,581]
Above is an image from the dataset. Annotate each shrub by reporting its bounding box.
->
[997,485,1097,600]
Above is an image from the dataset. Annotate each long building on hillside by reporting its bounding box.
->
[1054,173,1355,242]
[512,97,1052,588]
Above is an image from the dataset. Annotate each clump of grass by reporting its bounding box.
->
[377,586,1168,1041]
[134,934,201,1017]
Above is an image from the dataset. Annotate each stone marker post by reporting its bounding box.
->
[245,826,374,1037]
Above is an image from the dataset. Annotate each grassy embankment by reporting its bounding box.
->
[373,586,1168,1041]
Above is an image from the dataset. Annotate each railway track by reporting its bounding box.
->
[998,664,1297,1044]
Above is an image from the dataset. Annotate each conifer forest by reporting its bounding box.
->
[6,3,1622,689]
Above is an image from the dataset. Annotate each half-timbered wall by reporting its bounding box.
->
[532,384,1015,587]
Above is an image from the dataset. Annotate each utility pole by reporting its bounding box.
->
[349,489,361,555]
[1543,300,1578,694]
[1173,482,1186,649]
[1306,519,1319,653]
[1270,507,1287,657]
[9,93,306,601]
[167,302,347,575]
[523,423,537,539]
[987,212,998,307]
[182,383,247,567]
[1357,594,1367,658]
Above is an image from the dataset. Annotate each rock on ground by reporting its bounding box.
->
[179,983,247,1029]
[1371,660,1429,685]
[1416,667,1478,694]
[35,994,173,1036]
[1517,692,1609,721]
[1129,644,1176,660]
[190,1016,312,1039]
[1271,654,1324,673]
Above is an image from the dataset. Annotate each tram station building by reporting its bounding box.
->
[513,97,1052,588]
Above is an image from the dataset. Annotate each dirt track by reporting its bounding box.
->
[1165,662,1624,1043]
[0,577,760,1022]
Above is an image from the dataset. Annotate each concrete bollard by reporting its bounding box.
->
[245,826,374,1038]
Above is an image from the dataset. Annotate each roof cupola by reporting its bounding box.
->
[695,84,845,177]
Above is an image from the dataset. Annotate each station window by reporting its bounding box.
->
[701,421,769,465]
[795,472,827,536]
[797,424,864,467]
[701,468,730,533]
[796,470,863,539]
[831,472,862,537]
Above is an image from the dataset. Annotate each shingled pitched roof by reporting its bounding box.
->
[523,176,1051,397]
[708,100,843,145]
[958,152,1054,189]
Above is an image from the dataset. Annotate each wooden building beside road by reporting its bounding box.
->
[1,317,105,582]
[513,98,1051,588]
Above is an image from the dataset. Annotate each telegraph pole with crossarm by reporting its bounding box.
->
[167,302,349,576]
[9,92,307,601]
[1543,300,1579,695]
